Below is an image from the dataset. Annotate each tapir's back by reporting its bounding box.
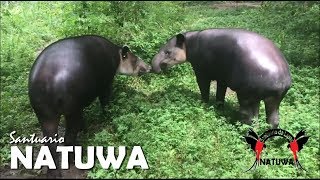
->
[28,35,119,113]
[191,29,292,92]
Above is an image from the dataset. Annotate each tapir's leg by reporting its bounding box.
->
[264,96,282,129]
[64,112,82,146]
[252,100,260,118]
[64,109,83,164]
[196,74,211,103]
[99,84,112,113]
[35,109,61,178]
[237,93,260,125]
[216,81,227,107]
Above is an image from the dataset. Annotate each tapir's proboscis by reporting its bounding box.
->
[152,28,292,128]
[28,35,151,178]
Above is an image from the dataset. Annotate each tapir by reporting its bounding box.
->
[28,35,151,178]
[151,28,292,129]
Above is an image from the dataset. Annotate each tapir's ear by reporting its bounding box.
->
[176,33,185,48]
[121,45,130,59]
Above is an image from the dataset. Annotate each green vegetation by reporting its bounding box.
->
[1,1,319,178]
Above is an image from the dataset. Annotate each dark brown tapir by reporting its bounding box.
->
[28,35,151,178]
[152,28,292,128]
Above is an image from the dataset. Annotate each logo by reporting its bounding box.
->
[244,128,309,172]
[9,131,149,170]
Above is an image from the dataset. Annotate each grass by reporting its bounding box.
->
[0,1,319,179]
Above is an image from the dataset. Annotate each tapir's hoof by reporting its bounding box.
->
[201,98,209,104]
[271,123,279,129]
[216,101,224,109]
[242,117,253,126]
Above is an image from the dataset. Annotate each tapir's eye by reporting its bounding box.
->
[122,55,127,59]
[164,50,171,55]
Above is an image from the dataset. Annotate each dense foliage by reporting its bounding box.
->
[0,1,319,178]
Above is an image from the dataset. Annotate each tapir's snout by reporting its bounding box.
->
[159,62,168,70]
[152,59,170,73]
[151,66,162,73]
[138,59,151,76]
[151,53,164,73]
[139,64,151,74]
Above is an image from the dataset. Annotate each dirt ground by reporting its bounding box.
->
[0,166,88,179]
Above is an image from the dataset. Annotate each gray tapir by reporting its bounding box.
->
[151,28,292,129]
[28,35,151,178]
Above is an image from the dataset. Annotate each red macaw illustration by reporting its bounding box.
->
[244,129,266,171]
[287,130,309,170]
